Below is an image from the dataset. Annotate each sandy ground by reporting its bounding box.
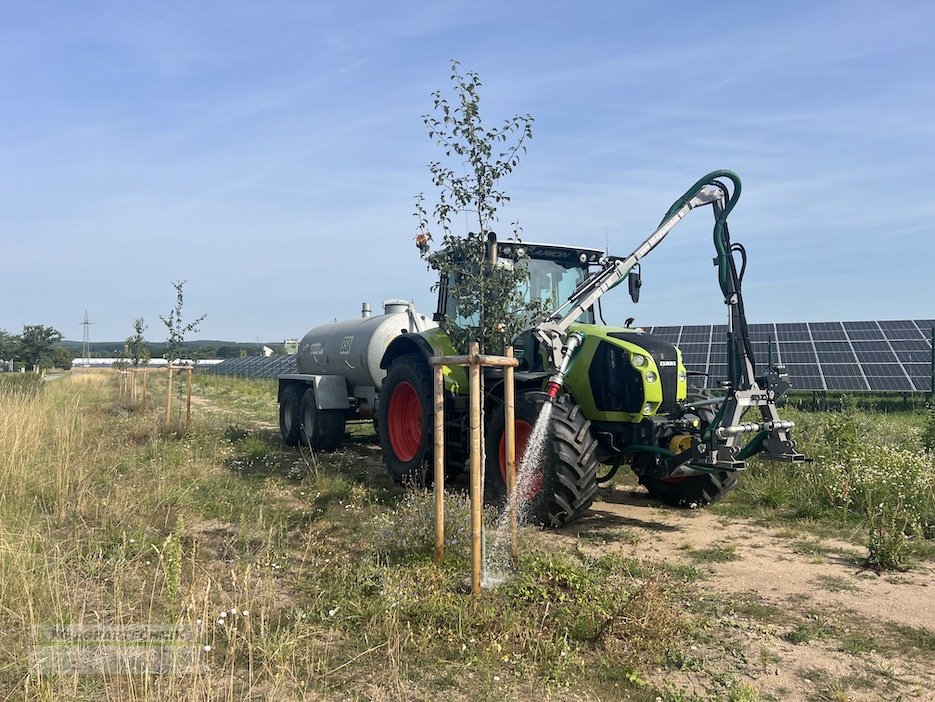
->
[548,485,935,701]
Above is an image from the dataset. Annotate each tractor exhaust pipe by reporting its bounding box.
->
[545,332,585,401]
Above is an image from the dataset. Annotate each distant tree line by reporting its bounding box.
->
[0,325,72,371]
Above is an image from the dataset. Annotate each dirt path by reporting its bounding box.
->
[549,485,935,701]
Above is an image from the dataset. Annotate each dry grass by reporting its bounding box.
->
[1,373,702,701]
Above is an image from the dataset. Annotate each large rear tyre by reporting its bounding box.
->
[485,391,599,528]
[279,384,302,447]
[299,388,345,451]
[378,354,433,485]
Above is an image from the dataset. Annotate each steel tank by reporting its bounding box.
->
[296,300,435,390]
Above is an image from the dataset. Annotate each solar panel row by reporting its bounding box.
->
[207,355,298,378]
[646,319,933,393]
[206,320,933,393]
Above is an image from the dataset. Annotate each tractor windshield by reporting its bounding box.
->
[521,257,592,322]
[444,251,594,329]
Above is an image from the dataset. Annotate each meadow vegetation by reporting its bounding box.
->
[716,402,935,570]
[0,372,702,701]
[1,371,932,700]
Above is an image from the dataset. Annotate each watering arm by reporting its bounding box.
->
[533,174,727,369]
[532,169,807,470]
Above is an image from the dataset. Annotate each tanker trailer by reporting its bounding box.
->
[278,300,436,450]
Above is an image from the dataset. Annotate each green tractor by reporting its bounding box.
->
[376,170,806,526]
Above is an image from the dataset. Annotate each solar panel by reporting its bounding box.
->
[776,323,810,342]
[866,375,914,392]
[206,355,299,379]
[642,318,931,393]
[822,364,868,391]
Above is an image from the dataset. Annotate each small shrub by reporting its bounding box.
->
[822,445,935,569]
[922,403,935,454]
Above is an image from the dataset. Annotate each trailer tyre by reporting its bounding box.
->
[486,391,599,528]
[299,387,345,451]
[378,354,433,485]
[279,384,302,447]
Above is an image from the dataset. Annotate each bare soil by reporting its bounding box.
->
[548,484,935,701]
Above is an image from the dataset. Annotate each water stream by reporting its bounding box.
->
[483,400,554,587]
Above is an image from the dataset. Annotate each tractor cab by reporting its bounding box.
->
[434,240,605,330]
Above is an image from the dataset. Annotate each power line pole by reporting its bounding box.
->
[81,310,92,368]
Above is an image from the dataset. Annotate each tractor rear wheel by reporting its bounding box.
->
[279,384,302,447]
[485,391,599,528]
[299,387,345,451]
[378,354,433,485]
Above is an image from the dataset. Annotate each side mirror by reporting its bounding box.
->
[628,267,642,303]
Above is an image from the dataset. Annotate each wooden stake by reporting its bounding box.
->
[468,342,482,595]
[504,345,518,565]
[186,367,193,427]
[433,349,445,563]
[165,365,174,425]
[142,369,148,406]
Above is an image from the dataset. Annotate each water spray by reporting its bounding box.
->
[545,332,585,400]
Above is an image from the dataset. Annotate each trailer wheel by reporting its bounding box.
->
[299,387,345,451]
[378,354,433,485]
[279,384,302,446]
[485,391,599,528]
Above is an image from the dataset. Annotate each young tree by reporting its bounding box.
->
[53,346,73,370]
[18,325,63,370]
[160,281,206,363]
[126,317,151,367]
[414,60,539,353]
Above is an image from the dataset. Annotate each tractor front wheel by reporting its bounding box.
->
[637,396,738,507]
[638,471,739,508]
[485,391,599,527]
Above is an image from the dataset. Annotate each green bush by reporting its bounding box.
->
[821,445,934,569]
[923,403,935,454]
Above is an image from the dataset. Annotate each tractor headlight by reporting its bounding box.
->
[645,371,656,383]
[631,354,645,368]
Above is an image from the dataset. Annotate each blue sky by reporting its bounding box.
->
[2,0,932,342]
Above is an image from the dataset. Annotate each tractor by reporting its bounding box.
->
[279,170,806,526]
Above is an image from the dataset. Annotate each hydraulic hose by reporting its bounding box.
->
[596,444,723,484]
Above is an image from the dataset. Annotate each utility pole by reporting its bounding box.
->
[81,310,92,368]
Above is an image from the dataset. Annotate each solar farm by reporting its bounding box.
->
[208,317,935,394]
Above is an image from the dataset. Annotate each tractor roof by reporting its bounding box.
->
[496,240,604,266]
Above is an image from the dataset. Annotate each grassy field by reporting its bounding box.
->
[0,371,932,701]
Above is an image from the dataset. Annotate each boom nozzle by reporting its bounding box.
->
[545,332,585,402]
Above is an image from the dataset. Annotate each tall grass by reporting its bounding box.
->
[1,373,698,701]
